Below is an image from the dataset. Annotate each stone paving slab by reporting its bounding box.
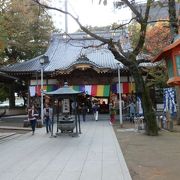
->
[0,119,132,180]
[0,132,16,140]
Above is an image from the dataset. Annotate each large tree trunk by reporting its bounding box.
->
[141,83,158,135]
[130,65,158,135]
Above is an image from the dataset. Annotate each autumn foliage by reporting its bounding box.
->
[144,21,172,57]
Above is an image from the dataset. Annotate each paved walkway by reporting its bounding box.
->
[0,115,132,180]
[0,132,16,140]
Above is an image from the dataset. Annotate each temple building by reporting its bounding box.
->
[1,31,142,112]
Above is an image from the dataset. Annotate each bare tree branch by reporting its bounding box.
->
[32,0,110,44]
[168,0,179,41]
[147,19,176,24]
[108,42,131,67]
[114,18,175,30]
[133,0,153,56]
[83,42,107,49]
[113,17,137,30]
[32,0,127,64]
[122,0,143,23]
[144,0,153,22]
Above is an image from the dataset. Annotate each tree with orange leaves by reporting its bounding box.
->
[144,21,171,57]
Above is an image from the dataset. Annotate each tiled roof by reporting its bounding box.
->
[0,71,18,82]
[1,31,127,74]
[1,56,42,72]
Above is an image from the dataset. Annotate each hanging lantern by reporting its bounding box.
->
[153,38,180,86]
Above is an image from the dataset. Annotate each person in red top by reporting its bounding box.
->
[109,104,116,125]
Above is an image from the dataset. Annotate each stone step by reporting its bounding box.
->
[0,126,31,131]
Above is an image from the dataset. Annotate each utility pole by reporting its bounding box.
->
[117,63,123,127]
[65,0,68,33]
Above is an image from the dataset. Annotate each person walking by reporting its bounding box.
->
[28,104,38,135]
[81,103,87,122]
[129,102,136,122]
[92,103,99,121]
[43,103,53,133]
[124,101,136,123]
[33,93,41,119]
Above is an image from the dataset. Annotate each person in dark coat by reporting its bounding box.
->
[43,103,53,133]
[81,103,87,122]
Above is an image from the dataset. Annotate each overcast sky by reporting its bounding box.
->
[50,0,132,33]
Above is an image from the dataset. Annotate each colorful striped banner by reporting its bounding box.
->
[91,85,98,96]
[29,86,36,96]
[117,83,123,93]
[112,83,136,94]
[72,85,80,91]
[97,85,104,96]
[85,85,91,95]
[30,85,59,96]
[35,86,41,96]
[80,85,85,92]
[129,83,135,93]
[71,85,85,92]
[103,85,110,97]
[71,85,110,97]
[30,83,135,97]
[47,85,58,92]
[111,84,117,93]
[123,83,129,94]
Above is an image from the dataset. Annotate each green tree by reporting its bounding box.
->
[0,0,55,107]
[0,85,9,102]
[128,23,141,50]
[0,0,55,66]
